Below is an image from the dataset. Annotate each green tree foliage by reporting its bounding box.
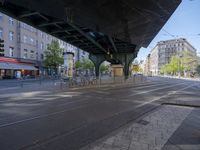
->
[160,64,168,74]
[179,50,197,72]
[82,59,94,70]
[196,65,200,75]
[44,40,64,70]
[75,60,82,69]
[160,50,197,75]
[100,64,109,73]
[75,59,94,70]
[170,55,179,73]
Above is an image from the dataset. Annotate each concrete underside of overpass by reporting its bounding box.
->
[0,0,181,78]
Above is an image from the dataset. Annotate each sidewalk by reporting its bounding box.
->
[156,75,200,82]
[0,80,63,97]
[82,105,200,150]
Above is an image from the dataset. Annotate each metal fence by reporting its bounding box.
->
[61,74,147,89]
[0,74,147,90]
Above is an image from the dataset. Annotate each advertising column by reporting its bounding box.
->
[63,52,74,78]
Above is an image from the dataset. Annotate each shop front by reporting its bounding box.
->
[0,57,38,79]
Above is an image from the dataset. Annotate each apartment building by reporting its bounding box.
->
[149,38,197,75]
[0,13,88,79]
[143,54,151,75]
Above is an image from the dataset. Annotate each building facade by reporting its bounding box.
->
[143,54,151,75]
[149,38,197,75]
[0,13,88,79]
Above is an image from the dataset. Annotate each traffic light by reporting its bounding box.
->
[0,39,4,56]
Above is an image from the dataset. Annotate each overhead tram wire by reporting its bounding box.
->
[162,29,200,38]
[162,29,177,38]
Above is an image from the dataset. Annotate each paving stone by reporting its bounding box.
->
[88,106,193,150]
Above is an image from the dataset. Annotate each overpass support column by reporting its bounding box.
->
[89,54,106,79]
[114,53,136,79]
[89,52,137,79]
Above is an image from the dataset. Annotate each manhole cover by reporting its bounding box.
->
[136,120,149,125]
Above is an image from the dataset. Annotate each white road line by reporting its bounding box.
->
[0,82,190,128]
[0,98,112,128]
[0,104,87,128]
[136,83,195,108]
[128,82,186,97]
[0,87,19,91]
[94,82,174,92]
[128,82,174,90]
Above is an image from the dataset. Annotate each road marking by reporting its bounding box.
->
[0,98,115,128]
[0,82,170,103]
[0,82,192,128]
[128,82,186,97]
[128,82,174,90]
[90,82,175,94]
[0,87,19,91]
[136,83,195,108]
[0,104,87,128]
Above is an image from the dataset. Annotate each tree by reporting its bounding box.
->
[160,64,168,74]
[75,60,82,69]
[168,55,184,75]
[179,50,197,73]
[82,58,94,70]
[74,59,94,70]
[100,64,109,73]
[44,40,64,74]
[160,50,197,77]
[196,65,200,75]
[132,64,139,73]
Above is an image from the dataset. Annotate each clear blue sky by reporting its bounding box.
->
[136,0,200,61]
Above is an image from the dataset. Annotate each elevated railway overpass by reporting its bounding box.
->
[0,0,181,78]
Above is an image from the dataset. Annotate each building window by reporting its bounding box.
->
[0,29,3,39]
[9,31,14,41]
[9,47,14,57]
[40,42,44,50]
[40,54,44,60]
[30,37,34,45]
[8,17,14,25]
[30,50,34,58]
[23,35,27,43]
[40,32,44,38]
[23,49,28,59]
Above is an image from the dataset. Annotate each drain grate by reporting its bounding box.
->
[136,119,149,125]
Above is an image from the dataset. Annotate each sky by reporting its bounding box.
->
[136,0,200,62]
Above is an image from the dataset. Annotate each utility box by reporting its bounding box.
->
[111,64,123,77]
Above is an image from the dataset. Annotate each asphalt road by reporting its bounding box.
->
[0,77,199,150]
